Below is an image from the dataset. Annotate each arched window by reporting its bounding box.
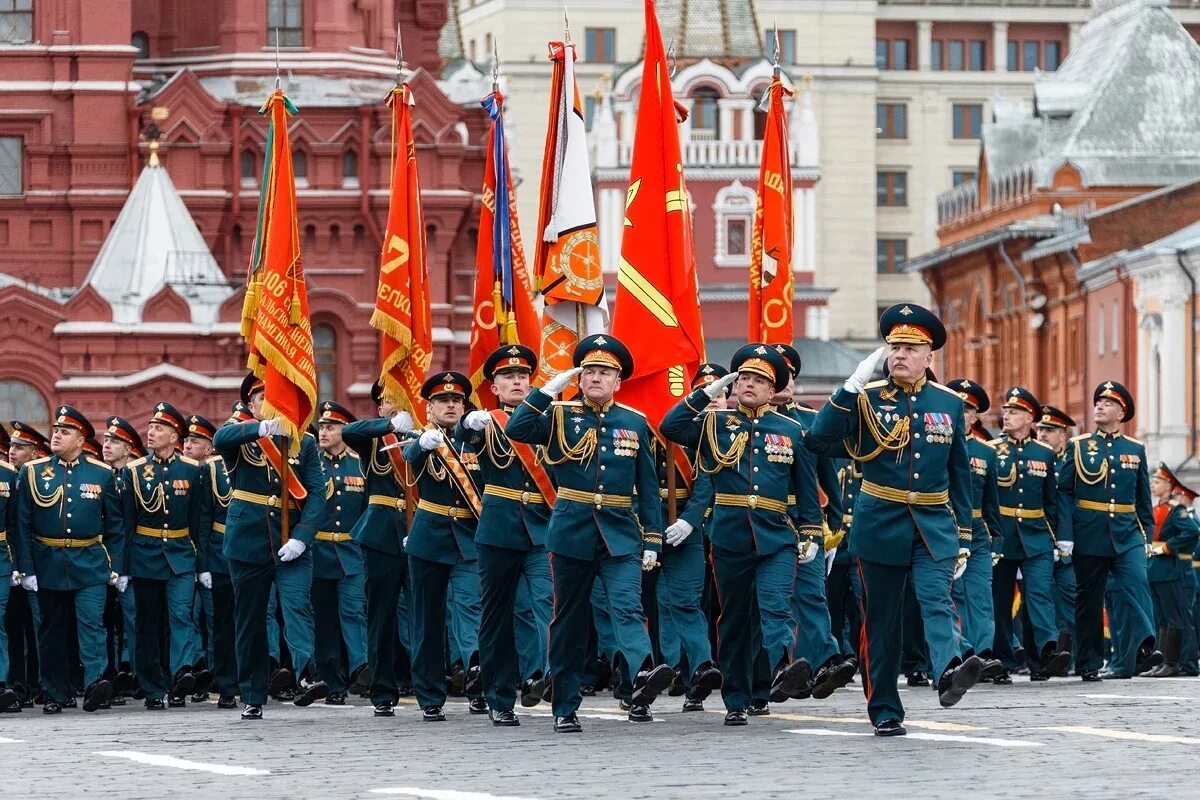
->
[691,86,721,139]
[342,150,359,188]
[313,323,337,401]
[304,223,317,251]
[131,31,150,59]
[240,150,257,188]
[0,380,49,430]
[712,180,756,268]
[293,149,308,188]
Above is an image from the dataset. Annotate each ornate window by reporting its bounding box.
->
[0,380,47,430]
[313,323,337,401]
[267,0,303,47]
[713,181,756,268]
[691,86,720,140]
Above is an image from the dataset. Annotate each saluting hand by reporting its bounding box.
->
[542,367,583,396]
[702,372,737,400]
[844,345,889,395]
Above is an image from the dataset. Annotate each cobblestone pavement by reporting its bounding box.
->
[6,676,1199,799]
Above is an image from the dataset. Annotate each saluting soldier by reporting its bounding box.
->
[1058,381,1162,681]
[508,335,675,732]
[7,421,48,709]
[212,374,329,719]
[1036,405,1078,674]
[458,345,555,726]
[947,380,1004,678]
[101,416,145,703]
[0,425,19,711]
[341,382,415,717]
[402,371,486,721]
[661,344,824,726]
[122,402,210,709]
[311,401,370,704]
[13,406,124,713]
[808,305,982,737]
[1143,463,1200,677]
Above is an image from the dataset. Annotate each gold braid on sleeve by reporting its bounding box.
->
[698,412,747,474]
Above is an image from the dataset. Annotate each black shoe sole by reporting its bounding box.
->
[268,669,293,696]
[812,660,856,700]
[82,680,112,713]
[631,664,675,706]
[875,723,907,737]
[519,682,545,708]
[554,722,582,733]
[939,656,983,708]
[171,673,196,696]
[771,660,813,698]
[492,718,520,727]
[293,682,329,707]
[723,713,748,726]
[1044,651,1071,676]
[691,668,723,701]
[1136,651,1165,675]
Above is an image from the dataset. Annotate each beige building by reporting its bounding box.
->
[451,0,1200,344]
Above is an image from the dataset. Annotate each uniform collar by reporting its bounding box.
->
[1003,432,1033,445]
[56,455,81,467]
[1096,428,1123,440]
[500,404,515,413]
[323,448,349,461]
[582,397,615,413]
[152,450,176,465]
[736,403,771,418]
[891,374,928,394]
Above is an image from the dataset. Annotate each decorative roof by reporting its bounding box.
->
[81,158,232,325]
[438,0,466,64]
[656,0,763,63]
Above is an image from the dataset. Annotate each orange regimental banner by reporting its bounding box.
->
[609,0,706,425]
[371,84,432,425]
[533,38,607,388]
[469,89,541,409]
[240,90,317,453]
[748,74,795,343]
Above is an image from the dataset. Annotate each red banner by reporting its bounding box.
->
[749,75,795,343]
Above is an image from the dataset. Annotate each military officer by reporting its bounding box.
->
[101,416,144,702]
[312,401,369,704]
[946,380,1003,678]
[121,402,210,709]
[826,460,863,658]
[660,344,824,726]
[1143,463,1200,677]
[508,335,675,732]
[402,371,486,721]
[458,345,555,726]
[212,373,329,719]
[807,304,983,736]
[1036,405,1078,674]
[1057,381,1161,681]
[12,406,124,713]
[6,421,47,708]
[341,382,415,717]
[0,427,18,711]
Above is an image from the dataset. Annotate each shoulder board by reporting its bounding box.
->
[345,450,361,459]
[1070,433,1092,442]
[767,411,804,427]
[27,456,51,467]
[864,379,889,390]
[179,455,200,466]
[793,405,816,417]
[206,455,225,463]
[929,381,962,397]
[127,456,148,469]
[613,402,646,418]
[972,438,996,450]
[987,438,1004,446]
[1029,440,1057,455]
[0,460,16,473]
[1124,435,1144,446]
[86,457,112,471]
[303,431,315,439]
[551,400,582,407]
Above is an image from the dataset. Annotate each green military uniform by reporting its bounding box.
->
[6,420,48,707]
[12,406,124,713]
[0,444,18,711]
[1145,464,1200,676]
[825,459,862,656]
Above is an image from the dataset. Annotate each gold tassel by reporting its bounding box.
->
[240,281,259,338]
[289,291,302,325]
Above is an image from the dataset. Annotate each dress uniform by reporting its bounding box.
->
[6,420,48,707]
[661,344,824,725]
[460,346,554,725]
[341,381,414,716]
[401,371,485,720]
[826,460,863,657]
[1145,463,1200,676]
[0,431,19,711]
[185,415,239,708]
[808,305,982,735]
[121,402,210,708]
[1037,405,1078,672]
[1057,381,1161,680]
[12,406,124,713]
[508,335,674,731]
[311,401,369,703]
[101,416,144,701]
[946,380,1003,671]
[212,373,329,718]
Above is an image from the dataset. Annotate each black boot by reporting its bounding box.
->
[1050,632,1072,677]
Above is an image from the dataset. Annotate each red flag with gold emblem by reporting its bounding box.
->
[609,0,705,424]
[748,73,795,343]
[468,87,541,409]
[239,90,317,451]
[371,84,432,425]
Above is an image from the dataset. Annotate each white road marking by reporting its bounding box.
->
[94,751,270,776]
[0,737,24,744]
[1037,726,1200,745]
[743,709,987,732]
[519,711,664,722]
[369,789,541,800]
[1079,693,1188,701]
[784,728,1040,748]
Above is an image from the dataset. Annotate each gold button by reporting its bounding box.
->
[907,491,917,503]
[521,491,531,504]
[748,495,758,509]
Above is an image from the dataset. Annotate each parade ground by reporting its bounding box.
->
[7,675,1194,799]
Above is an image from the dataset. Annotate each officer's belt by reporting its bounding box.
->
[1076,499,1136,514]
[972,509,983,519]
[842,514,853,525]
[0,530,6,542]
[557,487,633,509]
[212,522,226,535]
[35,535,101,548]
[135,525,190,539]
[232,489,298,510]
[659,488,689,500]
[315,531,353,542]
[368,494,406,511]
[416,499,475,519]
[999,506,1044,519]
[483,486,545,505]
[1180,552,1194,561]
[714,493,788,514]
[860,480,949,506]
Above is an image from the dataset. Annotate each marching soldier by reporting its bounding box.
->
[947,380,1003,677]
[1036,405,1078,673]
[507,334,675,731]
[7,421,48,708]
[401,371,486,721]
[183,414,239,708]
[0,426,18,711]
[808,304,982,736]
[212,374,329,719]
[826,460,863,658]
[13,406,124,713]
[341,382,415,717]
[101,416,144,702]
[1144,463,1200,677]
[122,403,210,709]
[1058,381,1161,681]
[311,401,370,704]
[458,345,555,725]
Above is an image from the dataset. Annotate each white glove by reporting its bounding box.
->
[824,546,837,576]
[1016,568,1023,581]
[953,548,970,580]
[402,536,409,549]
[1145,542,1154,558]
[20,575,37,592]
[463,410,492,432]
[991,552,1002,567]
[665,519,694,547]
[542,366,583,396]
[797,539,820,564]
[1053,548,1061,563]
[642,550,658,570]
[278,539,307,562]
[9,571,18,587]
[418,429,444,451]
[390,411,414,434]
[198,572,213,590]
[1057,540,1074,558]
[703,372,737,400]
[844,345,889,395]
[116,575,129,593]
[258,418,285,437]
[108,572,119,586]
